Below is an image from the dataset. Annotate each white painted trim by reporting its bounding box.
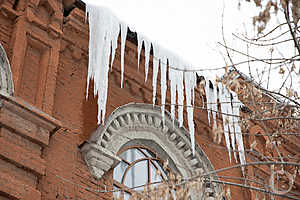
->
[81,103,222,198]
[0,44,14,96]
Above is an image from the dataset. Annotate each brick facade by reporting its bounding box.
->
[0,0,299,199]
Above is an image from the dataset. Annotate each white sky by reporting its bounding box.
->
[83,0,251,69]
[83,0,299,93]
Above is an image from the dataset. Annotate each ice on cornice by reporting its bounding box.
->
[218,83,232,162]
[227,89,238,162]
[204,76,218,128]
[232,94,246,173]
[86,5,118,124]
[185,71,196,154]
[85,3,246,163]
[169,56,185,127]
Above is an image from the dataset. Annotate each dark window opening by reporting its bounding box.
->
[12,0,19,10]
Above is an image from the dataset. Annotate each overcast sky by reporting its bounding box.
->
[83,0,297,92]
[83,0,253,68]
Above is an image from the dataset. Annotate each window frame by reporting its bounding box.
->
[113,145,169,198]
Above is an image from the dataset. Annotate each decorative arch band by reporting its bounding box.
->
[80,103,222,198]
[0,44,14,96]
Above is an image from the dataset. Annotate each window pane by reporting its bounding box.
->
[140,148,156,158]
[114,161,128,182]
[150,160,169,189]
[113,186,121,199]
[114,147,170,197]
[124,192,130,200]
[113,189,130,200]
[151,160,168,180]
[120,148,145,163]
[124,160,148,190]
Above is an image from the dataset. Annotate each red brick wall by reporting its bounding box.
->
[0,1,247,199]
[2,1,299,200]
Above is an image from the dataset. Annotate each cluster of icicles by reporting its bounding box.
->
[85,4,245,169]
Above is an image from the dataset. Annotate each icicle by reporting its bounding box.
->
[168,56,185,127]
[110,21,120,71]
[137,34,143,71]
[225,89,238,162]
[204,76,218,128]
[232,94,246,174]
[211,79,218,128]
[85,4,94,100]
[204,76,213,126]
[85,5,123,124]
[85,4,246,168]
[218,83,232,162]
[152,45,159,105]
[192,77,195,105]
[144,40,151,82]
[120,23,128,88]
[169,67,176,122]
[177,69,184,127]
[160,54,167,125]
[185,71,196,154]
[168,56,179,123]
[85,4,94,99]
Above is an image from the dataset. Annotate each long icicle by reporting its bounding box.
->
[160,55,167,125]
[226,90,238,162]
[152,45,160,105]
[169,66,176,122]
[185,71,196,154]
[85,3,246,167]
[120,23,128,88]
[232,94,246,174]
[86,6,116,124]
[144,39,151,82]
[211,79,218,128]
[177,68,184,127]
[204,76,212,126]
[219,83,232,162]
[137,34,143,71]
[110,17,120,71]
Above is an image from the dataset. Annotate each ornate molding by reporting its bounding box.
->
[0,44,14,96]
[80,142,121,180]
[0,91,61,200]
[26,0,63,38]
[81,103,222,198]
[0,0,22,20]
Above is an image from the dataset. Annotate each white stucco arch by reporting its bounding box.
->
[81,103,222,198]
[0,44,14,96]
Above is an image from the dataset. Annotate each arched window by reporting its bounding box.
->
[0,44,14,96]
[113,146,168,199]
[81,103,223,199]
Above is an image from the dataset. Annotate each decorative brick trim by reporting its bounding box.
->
[0,171,41,200]
[0,91,61,199]
[0,92,62,145]
[81,103,222,198]
[0,138,46,176]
